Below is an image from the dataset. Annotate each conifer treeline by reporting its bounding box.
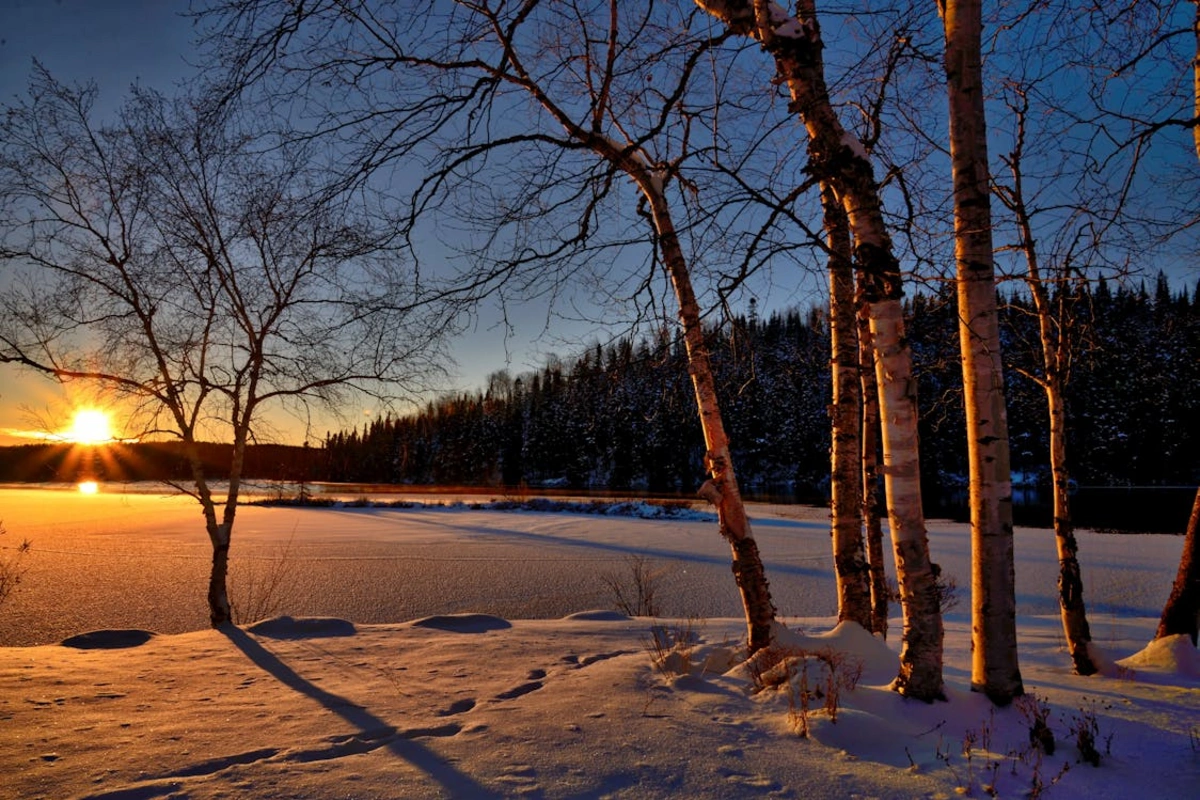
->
[321,277,1200,500]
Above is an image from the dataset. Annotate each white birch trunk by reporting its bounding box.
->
[640,182,776,654]
[696,0,944,700]
[858,298,889,638]
[825,183,872,628]
[942,0,1023,703]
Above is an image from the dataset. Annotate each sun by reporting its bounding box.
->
[67,409,114,445]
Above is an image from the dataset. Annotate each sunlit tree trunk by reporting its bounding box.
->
[858,298,889,638]
[697,0,944,700]
[1157,488,1200,645]
[824,183,872,628]
[640,178,776,654]
[1192,0,1199,162]
[1156,1,1200,647]
[941,0,1023,704]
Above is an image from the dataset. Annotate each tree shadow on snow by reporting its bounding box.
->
[220,625,501,798]
[425,518,828,579]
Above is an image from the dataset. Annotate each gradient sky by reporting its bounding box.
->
[1,2,1194,447]
[1,1,199,444]
[0,0,576,445]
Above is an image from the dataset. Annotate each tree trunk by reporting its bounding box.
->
[208,524,232,627]
[942,0,1023,704]
[696,0,944,700]
[858,298,889,638]
[1156,2,1200,645]
[870,299,944,698]
[824,183,873,629]
[1192,0,1199,163]
[641,177,776,655]
[1047,377,1097,673]
[183,439,233,627]
[1157,487,1200,645]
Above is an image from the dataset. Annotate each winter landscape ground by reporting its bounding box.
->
[1,485,1198,799]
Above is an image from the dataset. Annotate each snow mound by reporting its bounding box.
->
[562,609,630,621]
[410,613,513,632]
[245,616,357,639]
[1117,634,1200,680]
[771,620,899,685]
[60,629,157,649]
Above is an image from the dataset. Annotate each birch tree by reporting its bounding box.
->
[858,301,889,638]
[202,0,779,651]
[991,84,1100,676]
[823,184,873,630]
[695,0,945,700]
[0,72,448,626]
[939,0,1023,703]
[1155,0,1200,647]
[986,0,1198,671]
[1157,488,1200,645]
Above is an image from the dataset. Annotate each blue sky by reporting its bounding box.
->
[0,2,198,443]
[0,2,1194,447]
[0,1,196,101]
[0,1,577,444]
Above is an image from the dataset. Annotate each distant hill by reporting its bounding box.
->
[0,441,321,483]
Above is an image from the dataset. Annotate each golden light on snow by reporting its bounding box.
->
[66,409,114,444]
[77,480,100,495]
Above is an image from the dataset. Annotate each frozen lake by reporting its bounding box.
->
[0,484,1184,647]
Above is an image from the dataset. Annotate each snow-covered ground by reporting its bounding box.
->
[1,486,1197,798]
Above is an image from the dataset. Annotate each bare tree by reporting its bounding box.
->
[0,70,450,625]
[983,0,1197,673]
[991,84,1101,676]
[201,0,780,651]
[696,0,945,700]
[939,0,1023,704]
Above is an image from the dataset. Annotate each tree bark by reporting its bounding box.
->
[1157,487,1200,645]
[941,0,1023,704]
[858,297,889,638]
[824,183,872,629]
[643,179,776,654]
[696,0,944,700]
[1154,0,1200,648]
[189,454,233,627]
[1192,0,1199,163]
[1046,379,1097,672]
[208,526,232,627]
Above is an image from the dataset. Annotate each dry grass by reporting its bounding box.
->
[600,554,672,617]
[229,532,298,625]
[0,521,31,610]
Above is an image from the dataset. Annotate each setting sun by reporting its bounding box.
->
[67,409,114,444]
